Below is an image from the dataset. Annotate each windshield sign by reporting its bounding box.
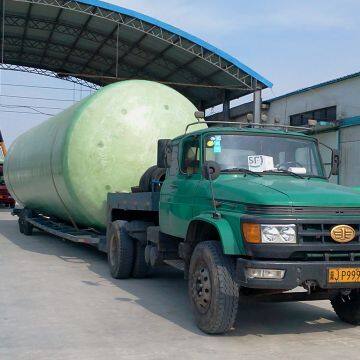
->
[205,134,324,177]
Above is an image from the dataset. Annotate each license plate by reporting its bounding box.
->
[328,268,360,283]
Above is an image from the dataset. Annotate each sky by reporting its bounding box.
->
[1,0,360,145]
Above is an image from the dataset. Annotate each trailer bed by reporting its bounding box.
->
[17,211,107,252]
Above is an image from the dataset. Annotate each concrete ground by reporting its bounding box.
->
[1,210,360,360]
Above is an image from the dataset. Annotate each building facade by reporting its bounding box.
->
[207,72,360,187]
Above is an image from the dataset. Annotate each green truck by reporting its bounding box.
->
[15,121,360,334]
[106,121,360,334]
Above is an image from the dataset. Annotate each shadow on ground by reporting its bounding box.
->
[0,217,353,337]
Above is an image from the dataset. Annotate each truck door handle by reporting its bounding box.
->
[170,184,178,189]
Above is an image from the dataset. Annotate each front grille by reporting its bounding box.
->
[298,223,360,244]
[290,251,360,262]
[245,205,360,216]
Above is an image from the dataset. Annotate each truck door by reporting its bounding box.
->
[160,135,201,238]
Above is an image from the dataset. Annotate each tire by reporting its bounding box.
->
[139,165,166,192]
[188,241,239,334]
[21,209,33,236]
[331,290,360,325]
[132,241,152,278]
[139,165,157,192]
[18,218,24,234]
[22,221,33,236]
[107,220,135,279]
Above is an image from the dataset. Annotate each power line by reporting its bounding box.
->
[0,82,93,92]
[0,104,56,116]
[0,110,53,115]
[0,94,77,102]
[0,104,64,110]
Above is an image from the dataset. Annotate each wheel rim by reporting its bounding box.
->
[191,263,211,314]
[109,233,118,267]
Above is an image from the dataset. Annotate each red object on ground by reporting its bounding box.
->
[0,164,15,207]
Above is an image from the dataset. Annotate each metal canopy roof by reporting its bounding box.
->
[1,0,272,108]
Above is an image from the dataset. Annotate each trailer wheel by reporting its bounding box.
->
[132,241,152,278]
[331,290,360,325]
[22,221,33,236]
[107,220,134,279]
[188,241,239,334]
[18,218,24,234]
[20,209,33,236]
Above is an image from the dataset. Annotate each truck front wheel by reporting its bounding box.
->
[188,241,239,334]
[107,221,134,279]
[331,290,360,325]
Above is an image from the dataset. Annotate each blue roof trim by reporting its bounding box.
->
[268,71,360,102]
[77,0,273,88]
[340,116,360,128]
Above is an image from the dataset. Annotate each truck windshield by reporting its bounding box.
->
[204,134,324,177]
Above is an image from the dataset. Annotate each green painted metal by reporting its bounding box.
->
[4,80,198,229]
[189,214,242,255]
[159,128,360,255]
[212,176,360,208]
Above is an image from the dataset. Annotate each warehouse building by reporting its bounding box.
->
[208,72,360,187]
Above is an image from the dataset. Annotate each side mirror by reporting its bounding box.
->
[157,139,172,168]
[202,161,221,181]
[331,149,340,176]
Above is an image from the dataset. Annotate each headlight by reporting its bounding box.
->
[261,224,296,244]
[242,223,297,244]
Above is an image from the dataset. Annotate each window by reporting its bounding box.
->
[181,136,200,175]
[290,106,337,126]
[204,134,324,177]
[169,144,179,176]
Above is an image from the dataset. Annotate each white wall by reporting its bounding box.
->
[339,125,360,186]
[267,76,360,124]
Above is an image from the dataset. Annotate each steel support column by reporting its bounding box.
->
[223,90,230,122]
[253,81,262,123]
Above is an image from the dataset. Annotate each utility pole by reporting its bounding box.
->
[252,80,262,123]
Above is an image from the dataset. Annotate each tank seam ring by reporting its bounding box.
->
[50,125,79,231]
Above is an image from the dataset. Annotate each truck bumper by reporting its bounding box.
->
[237,258,360,290]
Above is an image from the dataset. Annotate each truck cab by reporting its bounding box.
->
[107,125,360,334]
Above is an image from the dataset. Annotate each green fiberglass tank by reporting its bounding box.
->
[4,80,198,229]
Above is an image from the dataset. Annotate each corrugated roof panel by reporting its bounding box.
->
[2,0,272,107]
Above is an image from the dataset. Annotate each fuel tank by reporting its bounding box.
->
[4,80,197,228]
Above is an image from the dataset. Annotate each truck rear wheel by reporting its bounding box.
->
[107,221,134,279]
[331,290,360,325]
[188,241,239,334]
[132,241,152,278]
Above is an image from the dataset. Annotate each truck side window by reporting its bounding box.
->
[169,144,180,176]
[181,137,200,175]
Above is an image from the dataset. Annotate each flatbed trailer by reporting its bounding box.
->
[13,191,161,254]
[14,208,107,252]
[14,190,183,271]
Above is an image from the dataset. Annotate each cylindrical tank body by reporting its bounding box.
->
[4,80,198,229]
